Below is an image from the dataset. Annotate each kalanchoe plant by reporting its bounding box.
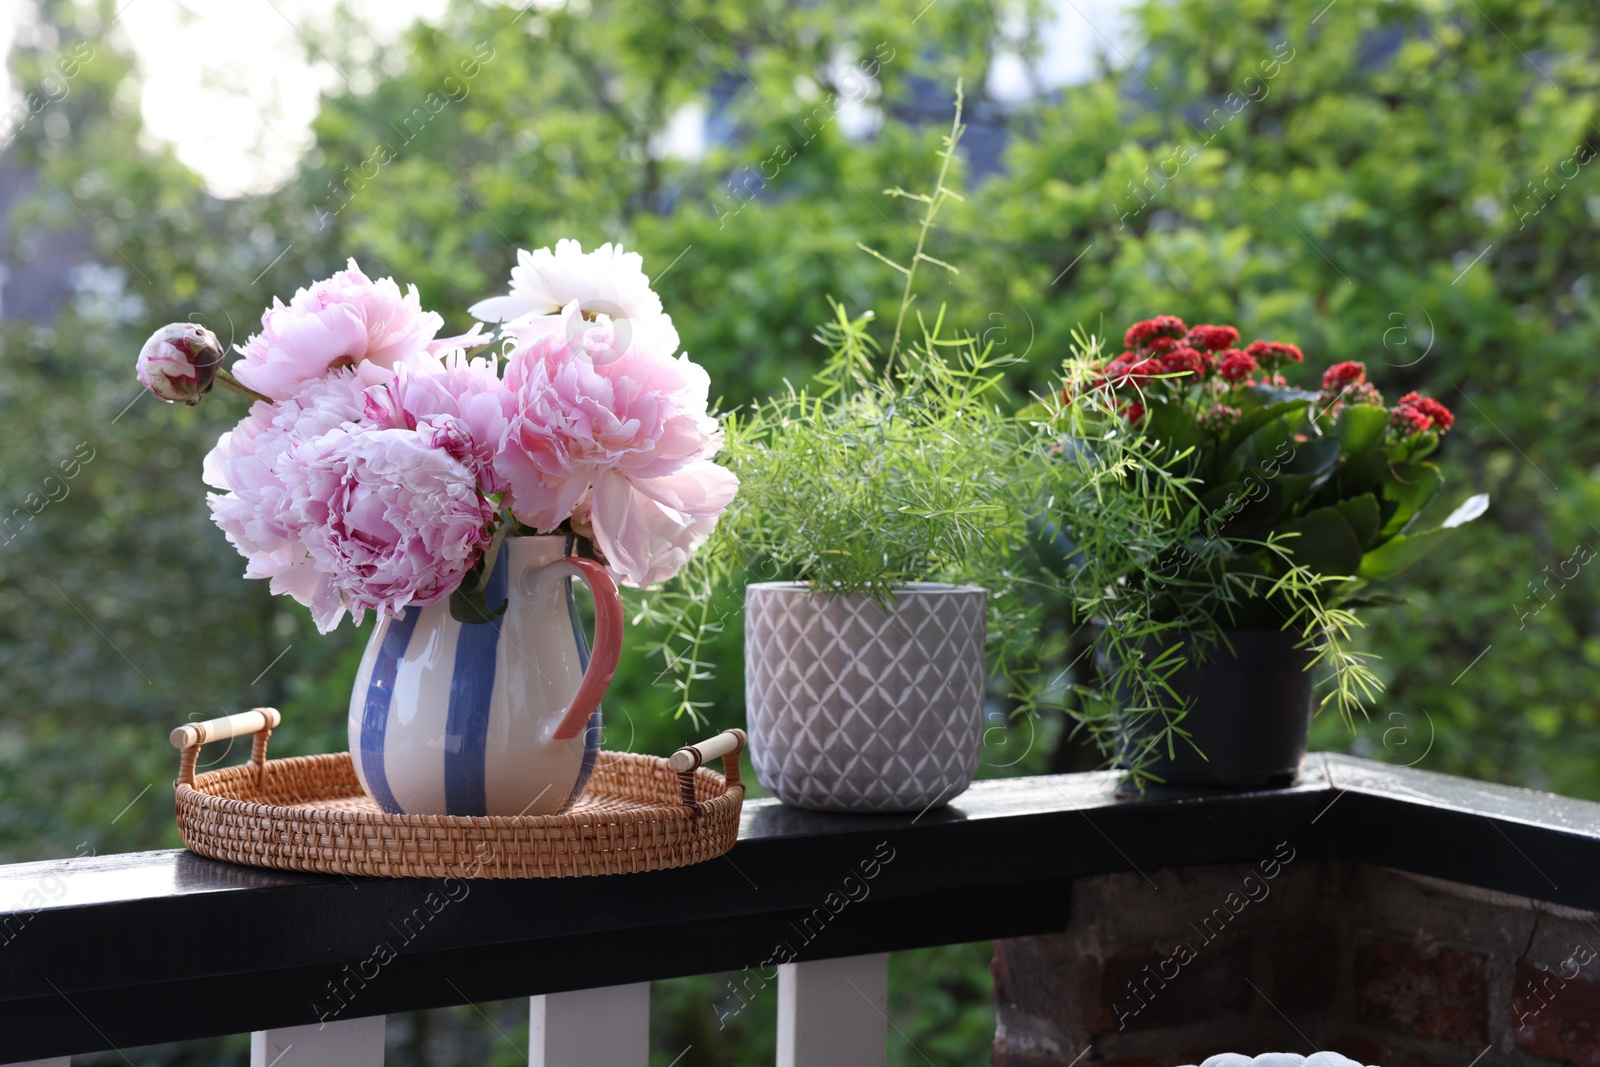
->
[1068,316,1487,719]
[1093,316,1485,616]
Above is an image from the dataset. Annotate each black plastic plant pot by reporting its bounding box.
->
[1114,629,1316,788]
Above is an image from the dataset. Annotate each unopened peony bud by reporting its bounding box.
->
[137,323,225,405]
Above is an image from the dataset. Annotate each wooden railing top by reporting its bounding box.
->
[2,753,1597,1059]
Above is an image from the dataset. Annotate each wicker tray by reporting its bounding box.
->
[170,709,746,878]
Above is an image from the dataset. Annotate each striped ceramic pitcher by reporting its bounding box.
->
[347,534,622,817]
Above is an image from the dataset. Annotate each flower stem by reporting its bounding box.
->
[214,370,272,404]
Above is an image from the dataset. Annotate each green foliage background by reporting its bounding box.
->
[3,0,1597,1062]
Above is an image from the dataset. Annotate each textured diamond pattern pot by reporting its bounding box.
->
[745,581,986,813]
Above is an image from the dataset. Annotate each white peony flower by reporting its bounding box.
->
[468,239,680,360]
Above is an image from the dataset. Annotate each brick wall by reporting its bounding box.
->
[992,859,1600,1067]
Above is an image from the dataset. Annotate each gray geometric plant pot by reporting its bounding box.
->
[744,581,987,813]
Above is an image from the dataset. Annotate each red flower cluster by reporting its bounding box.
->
[1102,354,1163,388]
[1091,317,1457,441]
[1108,317,1307,396]
[1094,316,1304,423]
[1218,350,1259,382]
[1391,406,1431,434]
[1186,324,1239,352]
[1246,340,1304,367]
[1322,361,1366,390]
[1161,346,1210,376]
[1393,391,1454,434]
[1124,315,1187,349]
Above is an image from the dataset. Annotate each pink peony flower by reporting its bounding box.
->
[361,354,510,495]
[206,364,502,631]
[231,259,450,400]
[284,427,495,631]
[499,304,735,586]
[204,374,372,624]
[469,240,680,361]
[203,241,729,626]
[137,322,226,404]
[585,472,726,587]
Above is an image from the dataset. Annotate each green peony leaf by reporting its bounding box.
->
[450,584,509,625]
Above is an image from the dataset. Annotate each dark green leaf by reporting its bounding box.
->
[1144,395,1204,455]
[1334,445,1389,498]
[450,585,509,625]
[1276,471,1321,510]
[1358,527,1460,581]
[1218,398,1311,459]
[1284,434,1342,477]
[1028,516,1086,577]
[1279,506,1365,576]
[1237,384,1321,409]
[1377,462,1445,540]
[1276,435,1343,507]
[1220,411,1294,483]
[1333,493,1382,547]
[1199,481,1246,514]
[1340,593,1411,609]
[1334,403,1389,457]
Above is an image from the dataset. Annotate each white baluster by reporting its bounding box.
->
[251,1015,386,1067]
[777,953,889,1067]
[529,982,650,1067]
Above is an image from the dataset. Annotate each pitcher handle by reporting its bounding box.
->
[540,556,625,741]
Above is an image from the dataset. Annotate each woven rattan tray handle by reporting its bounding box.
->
[669,728,746,810]
[170,707,281,787]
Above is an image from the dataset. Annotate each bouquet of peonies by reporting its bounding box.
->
[137,241,737,632]
[1073,315,1484,623]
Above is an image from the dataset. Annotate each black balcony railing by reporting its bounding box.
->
[1,754,1597,1064]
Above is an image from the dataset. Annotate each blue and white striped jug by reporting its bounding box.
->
[348,534,622,817]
